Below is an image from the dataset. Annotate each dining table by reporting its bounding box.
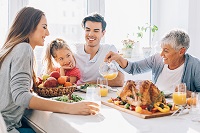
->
[23,87,200,133]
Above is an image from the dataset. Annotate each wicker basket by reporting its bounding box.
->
[33,85,77,98]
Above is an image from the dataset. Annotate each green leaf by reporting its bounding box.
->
[136,92,142,97]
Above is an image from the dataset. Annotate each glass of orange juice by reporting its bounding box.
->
[172,83,187,116]
[99,61,118,80]
[97,77,109,97]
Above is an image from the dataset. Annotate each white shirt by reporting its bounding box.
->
[74,43,121,85]
[156,64,184,92]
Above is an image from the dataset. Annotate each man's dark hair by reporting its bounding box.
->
[81,13,107,31]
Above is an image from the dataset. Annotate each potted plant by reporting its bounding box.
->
[121,34,135,58]
[122,38,135,49]
[136,23,158,58]
[136,23,158,43]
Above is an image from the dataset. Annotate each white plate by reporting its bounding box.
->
[76,85,112,93]
[163,90,172,98]
[76,86,87,93]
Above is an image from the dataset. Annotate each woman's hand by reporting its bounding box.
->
[29,96,99,115]
[66,101,100,115]
[104,51,128,68]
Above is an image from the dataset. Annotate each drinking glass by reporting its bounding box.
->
[99,61,118,80]
[189,92,200,122]
[172,83,187,116]
[97,77,109,97]
[190,92,199,113]
[85,85,101,106]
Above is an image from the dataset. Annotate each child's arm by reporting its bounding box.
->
[59,67,65,76]
[69,76,77,84]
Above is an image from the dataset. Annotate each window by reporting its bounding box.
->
[28,0,87,75]
[0,0,8,46]
[104,0,150,50]
[28,0,87,44]
[1,0,150,75]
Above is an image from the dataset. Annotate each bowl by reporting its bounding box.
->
[33,85,77,98]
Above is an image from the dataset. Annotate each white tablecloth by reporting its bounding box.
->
[24,90,200,133]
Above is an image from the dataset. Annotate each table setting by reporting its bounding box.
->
[23,88,200,133]
[25,62,200,133]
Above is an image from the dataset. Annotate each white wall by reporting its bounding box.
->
[152,0,200,59]
[5,0,200,60]
[152,0,189,42]
[188,0,200,59]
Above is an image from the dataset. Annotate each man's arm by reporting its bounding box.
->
[108,71,124,87]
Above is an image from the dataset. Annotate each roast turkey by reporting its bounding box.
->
[119,80,165,106]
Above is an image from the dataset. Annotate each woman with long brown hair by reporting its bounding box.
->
[0,6,99,133]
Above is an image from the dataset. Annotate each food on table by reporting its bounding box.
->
[120,80,165,106]
[34,71,76,98]
[80,83,91,89]
[154,102,170,113]
[37,77,43,85]
[107,80,175,114]
[135,106,142,113]
[43,77,58,87]
[80,83,99,90]
[187,97,197,106]
[37,83,43,88]
[53,94,84,103]
[42,74,50,81]
[53,95,69,102]
[50,71,60,79]
[57,76,67,85]
[171,104,179,111]
[36,71,74,88]
[167,103,173,110]
[64,82,73,87]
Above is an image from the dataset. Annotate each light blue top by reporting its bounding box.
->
[0,42,34,133]
[123,53,200,92]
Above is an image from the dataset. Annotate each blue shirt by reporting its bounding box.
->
[124,53,200,92]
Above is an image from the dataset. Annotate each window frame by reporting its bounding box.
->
[4,0,152,48]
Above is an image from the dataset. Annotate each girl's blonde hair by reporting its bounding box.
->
[43,38,75,74]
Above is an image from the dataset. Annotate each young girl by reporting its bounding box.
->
[43,38,80,84]
[0,6,99,133]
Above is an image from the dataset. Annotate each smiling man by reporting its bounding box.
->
[74,13,124,87]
